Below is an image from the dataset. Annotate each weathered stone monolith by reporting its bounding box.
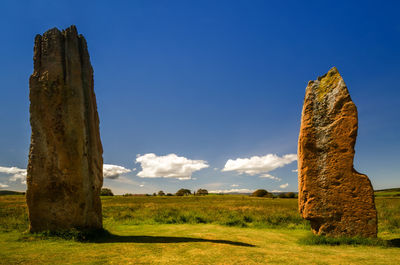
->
[298,67,377,237]
[26,26,103,232]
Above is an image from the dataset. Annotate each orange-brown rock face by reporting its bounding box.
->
[298,67,377,237]
[26,26,103,232]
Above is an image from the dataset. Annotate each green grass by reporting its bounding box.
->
[298,233,389,247]
[375,188,400,197]
[1,224,400,265]
[0,195,400,264]
[102,195,308,229]
[375,191,400,197]
[2,194,399,233]
[376,197,400,233]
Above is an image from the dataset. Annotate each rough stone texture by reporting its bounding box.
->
[26,25,103,232]
[298,67,377,237]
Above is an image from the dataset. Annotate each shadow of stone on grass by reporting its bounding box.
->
[19,229,255,247]
[89,233,255,247]
[387,238,400,248]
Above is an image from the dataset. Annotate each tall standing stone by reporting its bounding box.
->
[26,26,103,232]
[298,67,377,237]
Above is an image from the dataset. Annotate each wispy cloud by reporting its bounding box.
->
[203,182,224,189]
[259,174,281,181]
[291,169,298,173]
[279,183,289,189]
[231,184,239,187]
[0,183,9,188]
[222,154,297,175]
[0,166,27,185]
[103,164,132,179]
[136,153,209,180]
[209,188,253,194]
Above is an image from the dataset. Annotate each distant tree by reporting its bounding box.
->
[166,193,173,196]
[100,188,114,196]
[176,188,192,196]
[278,193,287,198]
[196,189,208,196]
[153,192,157,196]
[286,192,296,198]
[278,192,296,198]
[158,190,165,196]
[251,189,270,197]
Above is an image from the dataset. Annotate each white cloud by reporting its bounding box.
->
[136,153,209,180]
[271,190,282,193]
[209,188,253,194]
[0,166,27,185]
[214,168,218,171]
[1,164,134,185]
[9,172,27,184]
[292,169,298,173]
[231,184,239,187]
[259,174,281,181]
[139,184,144,187]
[0,166,25,175]
[222,154,297,175]
[280,183,289,189]
[114,176,137,185]
[103,164,132,179]
[0,183,9,188]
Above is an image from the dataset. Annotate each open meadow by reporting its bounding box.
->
[0,193,399,264]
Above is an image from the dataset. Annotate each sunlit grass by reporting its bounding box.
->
[298,233,388,247]
[101,195,308,229]
[1,195,399,233]
[0,224,399,265]
[0,194,400,264]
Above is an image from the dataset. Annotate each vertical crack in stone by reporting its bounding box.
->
[27,25,103,232]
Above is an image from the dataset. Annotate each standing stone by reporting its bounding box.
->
[298,67,377,237]
[26,26,103,232]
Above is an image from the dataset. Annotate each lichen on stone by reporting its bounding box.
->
[315,67,342,102]
[298,67,377,238]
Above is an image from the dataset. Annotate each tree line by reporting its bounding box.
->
[101,188,297,198]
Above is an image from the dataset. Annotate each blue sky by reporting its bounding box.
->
[0,0,399,194]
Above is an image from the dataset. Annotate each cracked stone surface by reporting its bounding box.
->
[27,25,103,232]
[298,67,377,237]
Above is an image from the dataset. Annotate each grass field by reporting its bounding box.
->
[1,194,399,264]
[375,191,400,197]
